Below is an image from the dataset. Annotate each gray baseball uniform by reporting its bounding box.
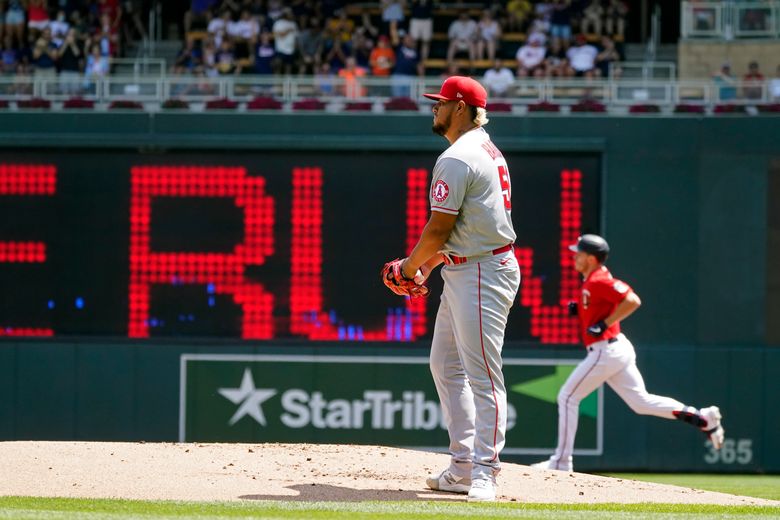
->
[428,127,521,482]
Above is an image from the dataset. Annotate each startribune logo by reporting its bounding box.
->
[218,368,447,430]
[216,367,522,431]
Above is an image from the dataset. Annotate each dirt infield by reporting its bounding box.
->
[0,442,776,506]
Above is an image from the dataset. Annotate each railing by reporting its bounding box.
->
[681,1,780,39]
[1,75,778,111]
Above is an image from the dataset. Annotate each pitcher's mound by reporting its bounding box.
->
[0,442,775,506]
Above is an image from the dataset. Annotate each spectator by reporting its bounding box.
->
[742,61,764,100]
[314,62,335,96]
[265,0,285,23]
[581,0,603,35]
[272,8,298,74]
[483,58,514,97]
[252,30,275,74]
[605,0,627,37]
[32,27,57,78]
[595,35,620,78]
[185,0,219,33]
[57,28,83,94]
[173,37,202,74]
[476,11,501,62]
[27,0,50,40]
[322,24,349,71]
[215,38,238,74]
[228,9,259,59]
[338,55,366,98]
[712,62,737,101]
[408,0,434,62]
[208,10,232,47]
[84,43,109,82]
[770,65,780,101]
[91,12,120,57]
[369,34,395,76]
[298,17,323,75]
[5,0,25,49]
[545,39,570,77]
[515,32,546,78]
[201,36,217,76]
[351,28,373,69]
[97,0,122,36]
[391,32,421,98]
[505,0,532,33]
[380,0,404,40]
[50,10,71,48]
[1,35,19,75]
[446,12,477,66]
[326,8,353,43]
[566,33,598,77]
[549,0,572,49]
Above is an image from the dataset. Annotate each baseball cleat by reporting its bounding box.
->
[467,478,496,502]
[426,469,470,494]
[700,406,725,450]
[530,456,573,472]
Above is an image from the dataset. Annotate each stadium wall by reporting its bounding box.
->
[0,340,777,473]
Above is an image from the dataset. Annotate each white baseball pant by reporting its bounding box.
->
[550,333,685,465]
[429,252,520,482]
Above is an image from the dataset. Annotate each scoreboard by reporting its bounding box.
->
[0,150,600,344]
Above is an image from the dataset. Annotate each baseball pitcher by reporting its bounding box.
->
[381,76,520,501]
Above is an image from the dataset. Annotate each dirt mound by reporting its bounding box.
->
[0,442,775,506]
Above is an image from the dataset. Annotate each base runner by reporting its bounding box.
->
[532,234,725,472]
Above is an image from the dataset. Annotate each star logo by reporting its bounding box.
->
[218,368,277,426]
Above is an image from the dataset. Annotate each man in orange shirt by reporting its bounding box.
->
[370,34,396,76]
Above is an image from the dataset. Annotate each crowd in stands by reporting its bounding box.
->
[2,0,780,105]
[174,0,631,88]
[0,0,146,80]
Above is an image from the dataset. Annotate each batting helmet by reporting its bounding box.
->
[569,234,609,261]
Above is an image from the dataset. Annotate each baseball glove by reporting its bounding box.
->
[381,258,430,298]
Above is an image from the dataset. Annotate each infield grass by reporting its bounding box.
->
[603,474,780,501]
[0,497,778,520]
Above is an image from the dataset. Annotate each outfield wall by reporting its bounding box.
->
[0,341,777,473]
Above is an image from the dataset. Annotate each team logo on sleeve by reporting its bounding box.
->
[613,281,629,294]
[432,180,449,203]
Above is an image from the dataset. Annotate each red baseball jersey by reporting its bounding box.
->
[578,265,633,345]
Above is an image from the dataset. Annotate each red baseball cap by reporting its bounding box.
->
[423,76,487,108]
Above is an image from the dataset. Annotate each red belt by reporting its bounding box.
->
[444,243,514,265]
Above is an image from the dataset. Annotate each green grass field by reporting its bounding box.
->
[604,473,780,501]
[1,475,778,520]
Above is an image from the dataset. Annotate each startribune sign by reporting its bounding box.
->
[180,354,602,455]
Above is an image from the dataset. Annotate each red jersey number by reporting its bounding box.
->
[498,165,511,210]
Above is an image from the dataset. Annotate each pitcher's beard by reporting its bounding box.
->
[432,112,452,136]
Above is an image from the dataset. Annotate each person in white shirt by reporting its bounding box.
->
[447,12,477,65]
[483,59,515,97]
[515,33,547,77]
[208,10,231,39]
[272,8,298,74]
[565,34,598,77]
[49,10,70,48]
[476,11,501,62]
